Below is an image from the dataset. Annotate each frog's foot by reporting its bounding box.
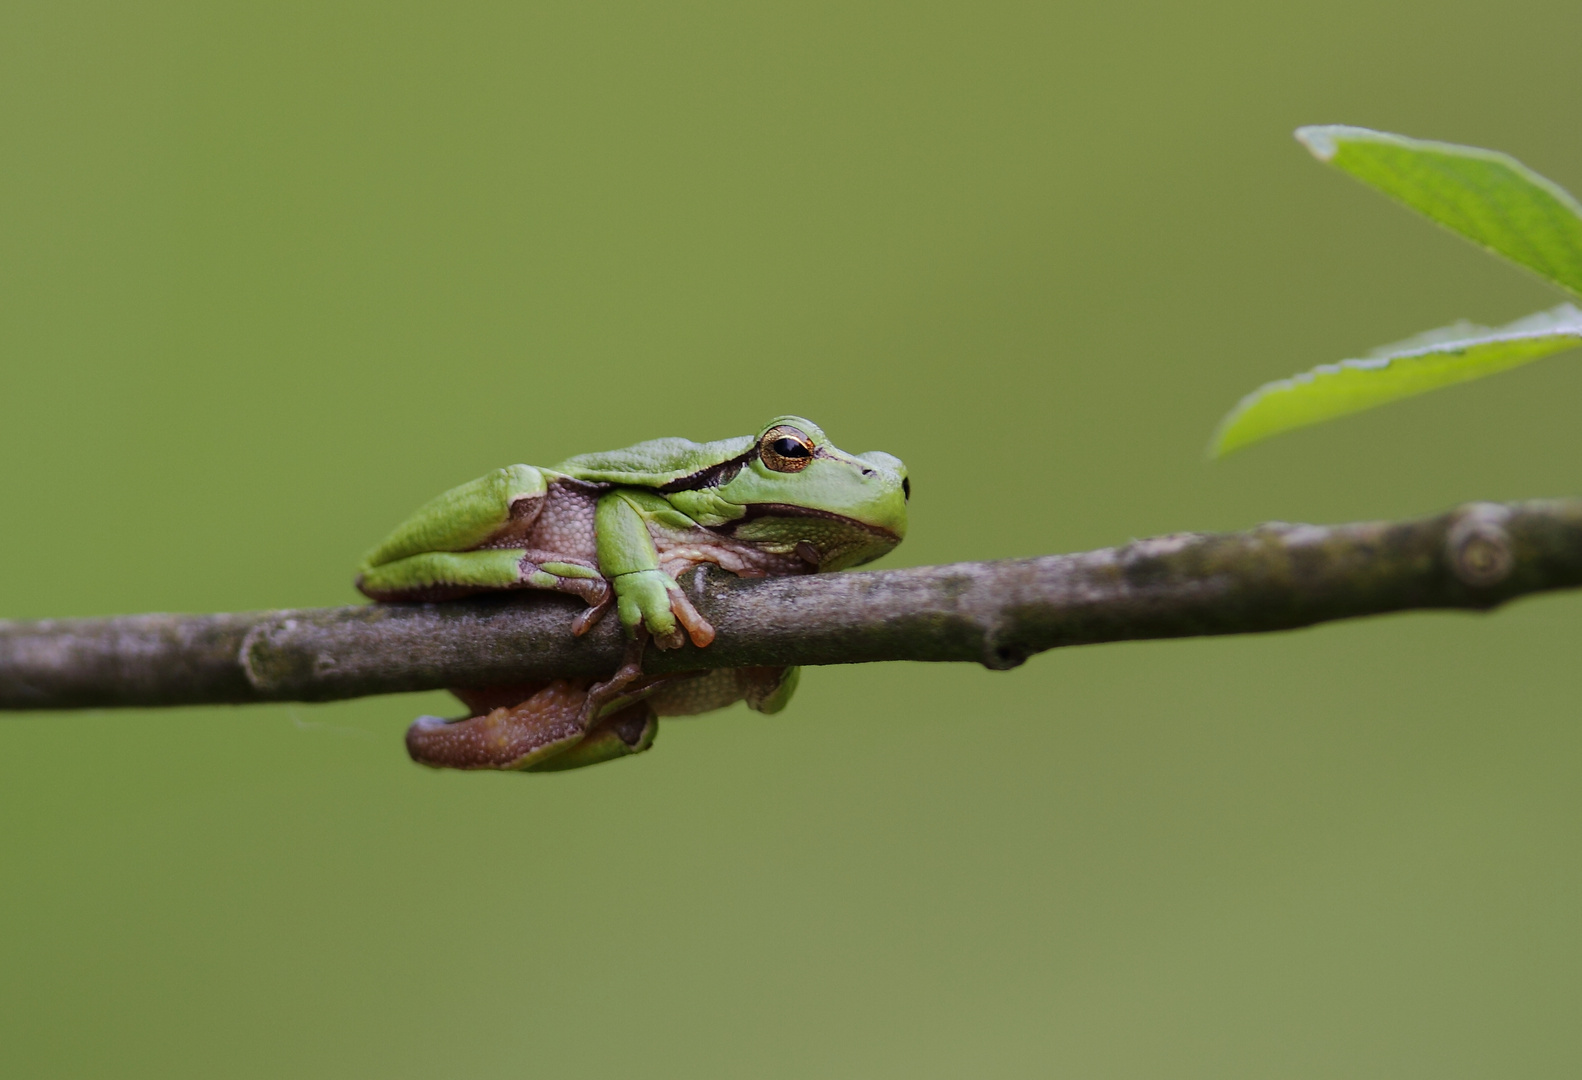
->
[666,582,715,649]
[611,569,715,650]
[406,679,591,770]
[570,591,614,636]
[576,633,654,729]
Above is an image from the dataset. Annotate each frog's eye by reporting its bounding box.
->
[759,425,814,473]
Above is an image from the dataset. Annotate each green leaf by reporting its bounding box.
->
[1297,125,1582,299]
[1210,305,1582,457]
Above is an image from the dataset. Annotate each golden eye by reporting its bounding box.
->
[759,425,814,473]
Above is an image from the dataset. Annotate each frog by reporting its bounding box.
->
[356,416,909,772]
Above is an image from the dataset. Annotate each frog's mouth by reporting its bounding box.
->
[712,503,902,571]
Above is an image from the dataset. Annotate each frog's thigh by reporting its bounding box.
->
[364,464,547,567]
[406,680,589,770]
[358,549,606,604]
[525,702,658,772]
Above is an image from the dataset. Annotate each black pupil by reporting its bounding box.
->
[772,438,811,458]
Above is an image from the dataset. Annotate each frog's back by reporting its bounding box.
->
[554,434,753,488]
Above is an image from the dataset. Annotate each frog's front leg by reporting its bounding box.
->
[595,489,714,650]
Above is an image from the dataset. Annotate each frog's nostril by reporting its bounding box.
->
[861,468,875,477]
[902,477,911,501]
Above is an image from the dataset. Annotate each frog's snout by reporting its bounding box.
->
[850,450,908,541]
[856,452,907,498]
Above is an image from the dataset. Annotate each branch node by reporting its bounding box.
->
[1446,503,1516,588]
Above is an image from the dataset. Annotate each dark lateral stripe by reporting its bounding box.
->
[656,451,754,493]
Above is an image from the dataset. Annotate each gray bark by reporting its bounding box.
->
[2,498,1578,711]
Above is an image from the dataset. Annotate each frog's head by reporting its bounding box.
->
[707,415,908,571]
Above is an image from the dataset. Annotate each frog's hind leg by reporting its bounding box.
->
[406,679,592,770]
[525,702,657,772]
[406,680,659,772]
[356,463,609,609]
[361,464,548,569]
[407,634,671,773]
[356,548,609,608]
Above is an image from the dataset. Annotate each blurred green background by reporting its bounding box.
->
[4,2,1582,1076]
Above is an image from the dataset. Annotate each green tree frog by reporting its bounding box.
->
[357,416,908,772]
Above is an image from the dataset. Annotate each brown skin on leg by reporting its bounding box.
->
[450,682,553,714]
[408,679,661,772]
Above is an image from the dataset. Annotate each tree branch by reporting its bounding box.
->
[3,498,1580,711]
